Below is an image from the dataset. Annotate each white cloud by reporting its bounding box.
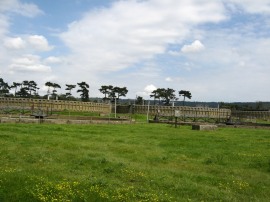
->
[27,35,53,52]
[60,0,226,73]
[0,14,8,37]
[0,0,43,17]
[144,84,157,94]
[136,91,149,98]
[176,27,270,101]
[1,0,270,102]
[181,40,205,53]
[135,84,157,99]
[3,35,53,52]
[14,2,43,17]
[9,55,52,73]
[4,37,25,50]
[0,0,50,83]
[167,50,180,56]
[44,56,62,64]
[165,77,173,82]
[225,0,270,14]
[0,0,43,49]
[0,1,45,79]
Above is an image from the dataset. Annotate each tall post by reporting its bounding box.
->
[115,97,117,118]
[147,101,150,122]
[218,103,220,123]
[69,98,71,119]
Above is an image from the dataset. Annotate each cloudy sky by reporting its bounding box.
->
[1,0,270,102]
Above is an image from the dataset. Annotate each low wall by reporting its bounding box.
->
[134,105,231,121]
[0,98,111,114]
[232,110,270,120]
[0,117,132,124]
[0,98,232,122]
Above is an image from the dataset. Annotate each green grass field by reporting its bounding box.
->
[0,123,269,201]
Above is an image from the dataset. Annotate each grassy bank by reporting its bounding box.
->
[0,123,269,201]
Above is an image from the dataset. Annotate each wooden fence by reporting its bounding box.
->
[0,98,233,122]
[134,105,231,121]
[232,110,270,120]
[0,98,111,114]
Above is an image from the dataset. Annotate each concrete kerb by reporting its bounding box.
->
[0,117,133,125]
[192,124,218,131]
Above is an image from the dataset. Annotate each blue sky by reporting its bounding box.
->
[1,0,270,102]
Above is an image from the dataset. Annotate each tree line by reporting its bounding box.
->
[0,78,129,102]
[147,88,191,106]
[0,77,192,105]
[0,78,90,101]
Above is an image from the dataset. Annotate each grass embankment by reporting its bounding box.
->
[0,123,269,201]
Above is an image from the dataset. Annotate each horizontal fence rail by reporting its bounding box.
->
[1,98,234,122]
[232,110,270,119]
[0,98,111,114]
[133,105,231,121]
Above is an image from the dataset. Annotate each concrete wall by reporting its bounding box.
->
[0,117,132,124]
[134,105,231,121]
[232,110,270,119]
[0,98,111,114]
